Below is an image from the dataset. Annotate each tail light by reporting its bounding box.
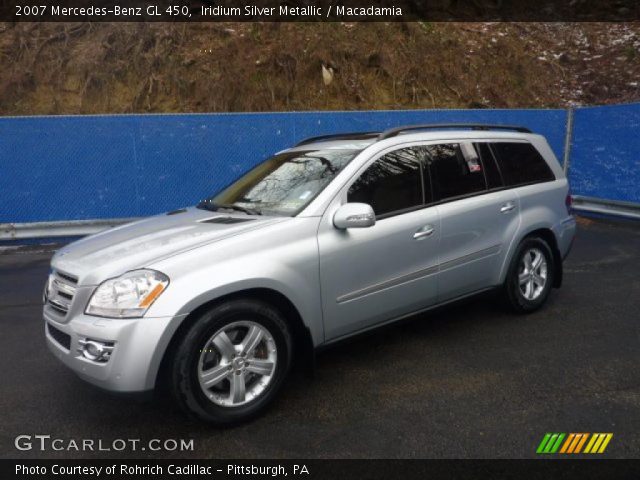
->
[565,193,573,214]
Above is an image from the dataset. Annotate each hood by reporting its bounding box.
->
[51,207,286,285]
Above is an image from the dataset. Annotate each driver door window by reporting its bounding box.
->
[347,147,426,218]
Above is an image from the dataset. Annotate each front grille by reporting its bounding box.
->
[46,269,78,317]
[56,270,78,285]
[47,323,71,350]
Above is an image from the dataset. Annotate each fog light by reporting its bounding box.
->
[78,338,114,363]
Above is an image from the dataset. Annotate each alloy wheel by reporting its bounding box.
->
[518,247,548,301]
[197,321,277,407]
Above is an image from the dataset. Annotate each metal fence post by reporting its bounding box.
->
[563,107,575,175]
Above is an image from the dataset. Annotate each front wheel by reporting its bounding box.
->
[170,299,292,425]
[503,237,555,313]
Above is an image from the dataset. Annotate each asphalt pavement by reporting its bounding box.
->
[1,217,639,459]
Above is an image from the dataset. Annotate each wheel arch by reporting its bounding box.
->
[503,226,563,288]
[155,288,315,390]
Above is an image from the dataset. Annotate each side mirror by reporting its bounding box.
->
[333,203,376,229]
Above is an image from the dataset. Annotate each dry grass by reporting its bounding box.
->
[0,22,638,115]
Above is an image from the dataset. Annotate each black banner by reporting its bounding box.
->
[1,0,639,22]
[4,459,640,480]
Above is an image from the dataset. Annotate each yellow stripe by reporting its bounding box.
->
[597,434,613,454]
[584,434,598,453]
[567,434,582,453]
[574,434,589,453]
[590,434,605,453]
[560,434,575,454]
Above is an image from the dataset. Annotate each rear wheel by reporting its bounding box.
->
[503,237,555,313]
[170,299,292,425]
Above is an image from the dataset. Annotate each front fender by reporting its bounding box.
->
[149,256,323,341]
[140,260,323,391]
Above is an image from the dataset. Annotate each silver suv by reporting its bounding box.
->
[44,124,576,424]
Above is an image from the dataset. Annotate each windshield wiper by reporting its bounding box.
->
[212,203,262,216]
[197,199,262,215]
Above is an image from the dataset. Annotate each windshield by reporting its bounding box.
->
[198,149,360,216]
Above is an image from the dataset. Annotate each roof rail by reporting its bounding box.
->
[378,123,532,140]
[295,124,533,147]
[295,132,379,147]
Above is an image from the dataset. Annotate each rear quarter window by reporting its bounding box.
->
[490,142,555,187]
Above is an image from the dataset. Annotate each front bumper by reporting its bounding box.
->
[44,308,183,393]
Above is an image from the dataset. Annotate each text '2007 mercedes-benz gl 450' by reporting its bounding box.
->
[44,124,576,424]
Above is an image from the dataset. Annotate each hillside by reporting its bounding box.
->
[0,22,638,115]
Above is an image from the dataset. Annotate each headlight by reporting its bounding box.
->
[86,270,169,318]
[43,271,54,303]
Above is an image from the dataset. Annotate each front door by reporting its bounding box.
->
[317,145,440,341]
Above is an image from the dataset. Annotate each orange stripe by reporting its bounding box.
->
[139,284,165,307]
[560,434,575,454]
[567,434,582,453]
[574,434,589,453]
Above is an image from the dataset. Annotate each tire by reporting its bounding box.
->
[503,236,555,313]
[170,299,292,425]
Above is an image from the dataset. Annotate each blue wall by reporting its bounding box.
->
[0,110,568,223]
[3,105,637,223]
[569,103,640,203]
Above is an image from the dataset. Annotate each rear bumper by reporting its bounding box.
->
[562,233,575,260]
[44,309,184,393]
[555,215,577,260]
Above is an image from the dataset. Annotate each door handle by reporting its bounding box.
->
[500,202,516,213]
[413,225,434,240]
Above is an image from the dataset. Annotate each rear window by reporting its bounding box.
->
[490,142,555,187]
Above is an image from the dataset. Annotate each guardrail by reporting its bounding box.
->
[0,218,137,240]
[571,196,640,220]
[3,194,639,241]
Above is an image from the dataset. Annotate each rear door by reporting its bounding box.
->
[428,141,520,301]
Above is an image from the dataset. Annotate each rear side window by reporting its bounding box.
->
[425,143,486,201]
[348,146,424,217]
[490,142,555,187]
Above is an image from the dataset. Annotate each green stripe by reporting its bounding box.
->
[537,433,552,454]
[543,434,560,453]
[550,433,566,453]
